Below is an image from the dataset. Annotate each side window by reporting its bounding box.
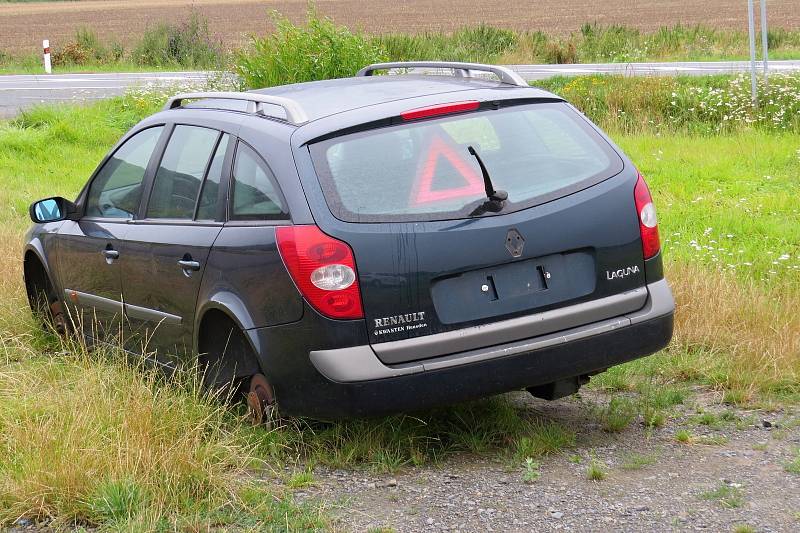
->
[147,125,220,219]
[195,133,229,220]
[86,126,163,219]
[231,142,287,220]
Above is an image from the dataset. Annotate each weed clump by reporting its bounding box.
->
[132,10,222,69]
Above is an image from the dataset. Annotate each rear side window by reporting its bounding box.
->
[230,142,287,220]
[147,125,220,219]
[196,133,229,220]
[86,126,163,219]
[309,102,623,222]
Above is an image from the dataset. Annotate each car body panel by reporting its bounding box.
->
[197,225,305,332]
[57,219,128,336]
[121,221,223,362]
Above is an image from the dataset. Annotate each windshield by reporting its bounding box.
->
[309,102,623,223]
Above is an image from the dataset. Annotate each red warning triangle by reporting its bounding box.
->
[410,135,485,206]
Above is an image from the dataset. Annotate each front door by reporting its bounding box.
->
[121,126,230,364]
[57,125,165,341]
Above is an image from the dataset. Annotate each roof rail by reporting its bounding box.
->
[163,92,309,125]
[356,61,529,87]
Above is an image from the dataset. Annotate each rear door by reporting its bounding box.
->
[121,125,231,362]
[307,102,647,363]
[58,125,165,340]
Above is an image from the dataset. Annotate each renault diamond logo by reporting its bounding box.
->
[506,228,524,258]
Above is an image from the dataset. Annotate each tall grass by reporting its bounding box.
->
[377,22,800,65]
[0,219,322,528]
[132,11,223,69]
[376,25,518,64]
[668,262,800,399]
[535,73,800,134]
[0,343,248,525]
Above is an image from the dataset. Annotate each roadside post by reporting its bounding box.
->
[747,0,758,106]
[43,39,52,74]
[760,0,769,86]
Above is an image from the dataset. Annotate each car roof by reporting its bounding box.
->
[248,75,558,123]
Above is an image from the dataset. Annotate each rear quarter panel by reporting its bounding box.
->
[197,225,304,333]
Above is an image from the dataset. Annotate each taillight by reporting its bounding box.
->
[401,100,480,121]
[634,173,661,260]
[276,226,363,319]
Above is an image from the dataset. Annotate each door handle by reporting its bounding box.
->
[177,259,201,271]
[102,249,119,262]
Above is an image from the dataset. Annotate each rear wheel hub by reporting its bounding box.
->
[246,373,276,427]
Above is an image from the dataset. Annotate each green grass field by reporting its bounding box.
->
[1,80,798,527]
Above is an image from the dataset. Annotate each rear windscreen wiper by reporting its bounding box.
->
[467,145,507,216]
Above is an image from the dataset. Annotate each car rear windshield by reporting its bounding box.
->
[308,102,624,223]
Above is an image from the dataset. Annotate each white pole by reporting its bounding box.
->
[760,0,769,78]
[43,39,52,74]
[747,0,758,106]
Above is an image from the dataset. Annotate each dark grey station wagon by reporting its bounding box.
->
[24,62,674,421]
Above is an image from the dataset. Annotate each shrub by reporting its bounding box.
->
[235,8,386,89]
[52,42,89,66]
[543,41,577,64]
[132,10,222,69]
[52,28,110,66]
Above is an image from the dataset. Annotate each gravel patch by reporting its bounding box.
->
[293,389,800,532]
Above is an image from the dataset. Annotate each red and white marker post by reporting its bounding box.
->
[43,39,52,74]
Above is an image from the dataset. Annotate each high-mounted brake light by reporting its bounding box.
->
[276,226,363,320]
[401,100,480,121]
[634,173,661,260]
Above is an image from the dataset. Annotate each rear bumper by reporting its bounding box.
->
[258,280,673,419]
[311,279,673,383]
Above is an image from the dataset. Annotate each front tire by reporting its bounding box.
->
[24,257,68,337]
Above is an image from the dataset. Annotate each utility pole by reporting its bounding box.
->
[747,0,758,106]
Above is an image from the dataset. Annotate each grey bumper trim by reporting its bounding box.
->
[310,279,674,383]
[372,285,648,364]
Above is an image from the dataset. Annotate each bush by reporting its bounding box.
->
[543,41,578,64]
[52,42,89,66]
[52,28,107,66]
[132,10,222,69]
[235,8,386,89]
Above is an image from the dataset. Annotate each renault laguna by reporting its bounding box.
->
[23,61,674,422]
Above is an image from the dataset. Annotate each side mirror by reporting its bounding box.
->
[29,197,79,223]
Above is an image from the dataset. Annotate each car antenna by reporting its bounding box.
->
[468,145,508,204]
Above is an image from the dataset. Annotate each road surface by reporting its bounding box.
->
[0,71,215,118]
[2,60,799,118]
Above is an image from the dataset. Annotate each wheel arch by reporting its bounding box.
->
[193,292,259,353]
[23,244,56,306]
[194,295,265,386]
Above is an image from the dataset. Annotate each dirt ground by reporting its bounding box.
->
[1,0,799,55]
[291,389,800,532]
